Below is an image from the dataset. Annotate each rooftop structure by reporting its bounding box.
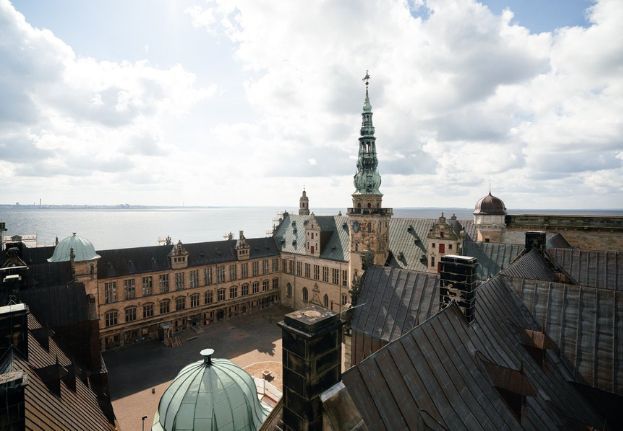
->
[152,349,270,431]
[48,233,100,262]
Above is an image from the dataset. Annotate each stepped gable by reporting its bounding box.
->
[507,276,623,396]
[547,248,622,290]
[0,311,115,430]
[461,239,524,279]
[351,266,439,343]
[500,248,560,282]
[273,213,350,262]
[97,237,278,278]
[341,276,603,430]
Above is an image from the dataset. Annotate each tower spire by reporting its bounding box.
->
[353,70,381,196]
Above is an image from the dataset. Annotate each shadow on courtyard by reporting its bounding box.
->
[104,305,289,400]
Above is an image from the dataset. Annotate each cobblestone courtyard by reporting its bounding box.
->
[104,305,290,431]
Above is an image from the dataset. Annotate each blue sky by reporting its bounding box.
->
[1,0,622,209]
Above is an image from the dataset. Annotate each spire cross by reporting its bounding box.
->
[362,70,370,89]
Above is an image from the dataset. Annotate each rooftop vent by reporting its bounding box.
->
[407,225,414,233]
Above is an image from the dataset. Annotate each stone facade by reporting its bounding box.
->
[426,213,463,273]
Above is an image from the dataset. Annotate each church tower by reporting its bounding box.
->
[348,71,392,280]
[299,188,310,215]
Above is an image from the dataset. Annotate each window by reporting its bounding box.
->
[104,282,117,304]
[105,310,118,327]
[205,267,213,285]
[342,270,348,287]
[287,283,292,298]
[252,281,259,294]
[230,286,238,299]
[322,267,329,282]
[439,243,445,253]
[431,256,435,267]
[262,280,269,291]
[342,293,348,305]
[176,296,186,311]
[229,264,237,281]
[440,231,445,239]
[272,258,279,272]
[217,266,226,283]
[303,287,308,303]
[143,303,154,319]
[160,300,170,314]
[296,261,302,276]
[190,270,199,288]
[332,268,339,285]
[217,288,226,301]
[449,244,453,250]
[141,276,152,296]
[242,283,249,296]
[252,261,259,277]
[288,260,293,274]
[305,263,310,278]
[282,259,287,272]
[205,290,213,304]
[125,307,137,323]
[262,259,269,274]
[175,272,185,290]
[241,263,248,278]
[272,278,279,290]
[313,265,320,280]
[159,274,169,293]
[432,243,435,248]
[190,293,200,308]
[323,294,329,308]
[124,279,136,300]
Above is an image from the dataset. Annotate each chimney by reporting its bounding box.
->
[0,303,29,360]
[525,231,546,253]
[278,305,342,431]
[440,255,478,323]
[0,369,26,430]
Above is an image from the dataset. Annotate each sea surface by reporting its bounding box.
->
[0,206,621,250]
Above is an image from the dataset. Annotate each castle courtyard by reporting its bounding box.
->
[105,305,289,431]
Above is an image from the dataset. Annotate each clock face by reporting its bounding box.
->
[352,221,360,233]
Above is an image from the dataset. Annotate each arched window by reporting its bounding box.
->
[367,202,371,208]
[125,306,137,322]
[302,287,308,303]
[105,310,118,327]
[287,283,292,298]
[323,294,329,308]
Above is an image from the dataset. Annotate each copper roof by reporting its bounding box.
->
[473,192,506,215]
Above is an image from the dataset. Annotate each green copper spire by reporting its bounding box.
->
[353,70,382,195]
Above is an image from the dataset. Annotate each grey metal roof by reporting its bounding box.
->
[547,248,622,291]
[546,233,573,249]
[500,249,559,282]
[97,237,278,278]
[351,266,439,342]
[272,213,349,262]
[462,240,524,279]
[341,276,604,430]
[507,276,623,395]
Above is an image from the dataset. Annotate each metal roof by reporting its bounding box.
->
[351,266,439,343]
[462,240,524,279]
[341,277,604,430]
[500,249,559,282]
[48,233,100,262]
[507,276,623,395]
[547,248,622,290]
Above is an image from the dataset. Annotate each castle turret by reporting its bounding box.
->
[347,71,392,282]
[474,191,507,242]
[299,188,310,215]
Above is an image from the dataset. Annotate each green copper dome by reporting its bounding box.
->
[152,349,270,431]
[48,233,100,262]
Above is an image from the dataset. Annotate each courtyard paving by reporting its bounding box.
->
[104,305,290,431]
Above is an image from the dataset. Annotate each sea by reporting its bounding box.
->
[0,206,621,251]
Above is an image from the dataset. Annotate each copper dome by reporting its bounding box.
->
[474,192,506,215]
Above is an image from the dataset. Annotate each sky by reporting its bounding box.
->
[1,0,621,209]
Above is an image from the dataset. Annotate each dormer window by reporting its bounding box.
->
[521,329,555,368]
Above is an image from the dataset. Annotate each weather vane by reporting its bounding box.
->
[362,70,371,88]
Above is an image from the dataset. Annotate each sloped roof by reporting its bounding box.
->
[500,249,559,282]
[0,313,115,430]
[273,213,350,262]
[507,276,623,395]
[351,266,439,343]
[341,277,603,430]
[97,237,278,278]
[547,248,622,290]
[546,233,573,249]
[462,240,524,279]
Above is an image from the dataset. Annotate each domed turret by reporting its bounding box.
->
[48,233,99,262]
[152,349,270,431]
[474,192,506,216]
